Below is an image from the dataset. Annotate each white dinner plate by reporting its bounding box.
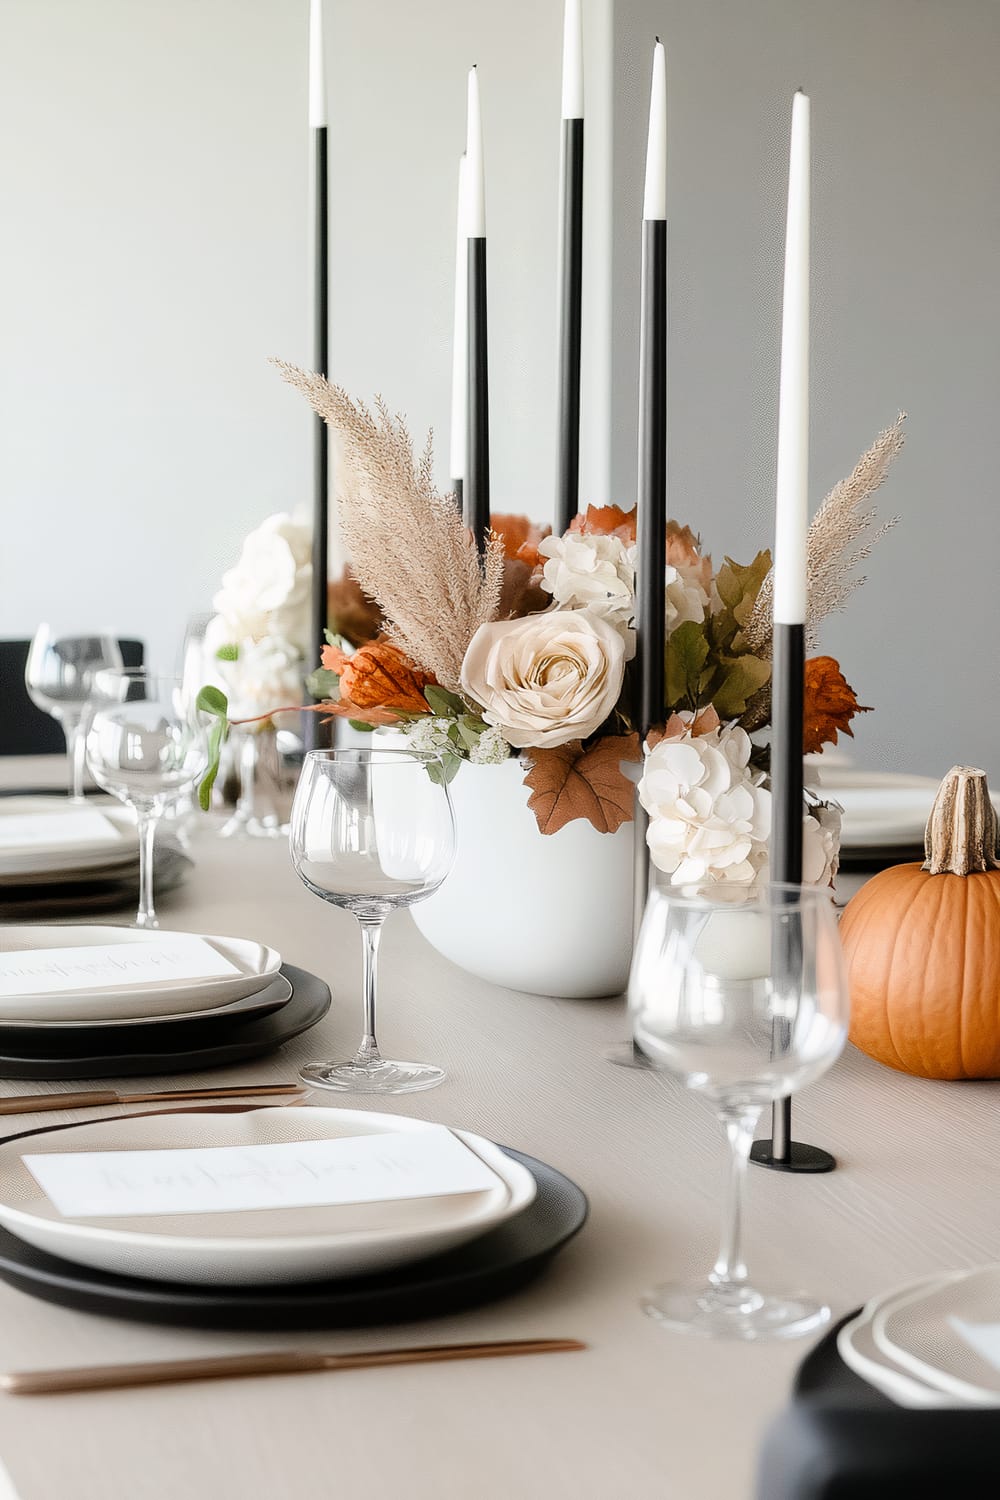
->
[838,1279,961,1408]
[0,799,138,879]
[0,927,282,1021]
[0,1108,538,1285]
[813,771,1000,851]
[873,1265,1000,1406]
[0,972,293,1031]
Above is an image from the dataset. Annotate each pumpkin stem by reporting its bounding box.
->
[923,766,1000,875]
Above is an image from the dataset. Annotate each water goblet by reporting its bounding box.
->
[290,747,457,1094]
[85,670,208,928]
[630,881,849,1340]
[24,624,123,800]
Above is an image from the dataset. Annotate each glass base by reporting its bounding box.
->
[641,1278,829,1341]
[134,912,159,930]
[605,1041,655,1070]
[299,1058,446,1095]
[219,811,289,840]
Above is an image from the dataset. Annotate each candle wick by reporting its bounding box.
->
[655,34,660,43]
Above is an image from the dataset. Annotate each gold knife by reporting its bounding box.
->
[0,1084,305,1116]
[2,1339,587,1395]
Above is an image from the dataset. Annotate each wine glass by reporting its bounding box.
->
[24,624,123,801]
[85,670,208,928]
[290,747,457,1094]
[630,882,849,1340]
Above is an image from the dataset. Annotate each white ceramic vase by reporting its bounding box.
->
[410,755,635,998]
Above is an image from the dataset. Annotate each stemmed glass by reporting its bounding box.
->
[630,882,849,1340]
[85,670,208,928]
[290,748,457,1094]
[24,624,123,801]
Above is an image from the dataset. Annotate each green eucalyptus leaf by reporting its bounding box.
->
[196,685,229,718]
[423,686,466,718]
[306,667,340,701]
[348,719,377,733]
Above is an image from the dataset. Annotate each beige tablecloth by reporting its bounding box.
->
[0,759,996,1500]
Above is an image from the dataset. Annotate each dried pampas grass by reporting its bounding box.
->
[273,360,503,692]
[746,412,906,656]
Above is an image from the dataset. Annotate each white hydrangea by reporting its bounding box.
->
[639,724,770,886]
[214,636,305,726]
[665,563,709,630]
[537,533,636,653]
[468,726,511,765]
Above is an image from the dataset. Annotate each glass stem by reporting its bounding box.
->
[354,918,385,1065]
[236,733,258,824]
[67,720,87,803]
[135,807,161,929]
[710,1108,761,1290]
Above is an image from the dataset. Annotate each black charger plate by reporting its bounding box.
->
[0,964,330,1080]
[756,1313,1000,1498]
[0,1148,587,1330]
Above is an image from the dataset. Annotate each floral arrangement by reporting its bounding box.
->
[201,361,904,890]
[204,510,313,723]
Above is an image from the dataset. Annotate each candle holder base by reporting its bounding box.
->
[749,1140,836,1174]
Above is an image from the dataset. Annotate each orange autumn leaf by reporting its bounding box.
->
[337,640,434,715]
[646,706,721,750]
[803,656,871,754]
[523,733,641,835]
[666,520,713,590]
[490,514,552,570]
[568,504,637,545]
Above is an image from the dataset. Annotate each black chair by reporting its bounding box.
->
[0,639,145,756]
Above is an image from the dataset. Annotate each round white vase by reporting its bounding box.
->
[410,755,635,998]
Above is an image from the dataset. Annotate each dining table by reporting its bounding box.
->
[0,753,997,1500]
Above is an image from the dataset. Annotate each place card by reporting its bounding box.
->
[0,935,242,997]
[22,1126,504,1219]
[0,809,123,850]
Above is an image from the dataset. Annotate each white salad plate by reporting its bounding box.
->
[872,1266,1000,1406]
[0,972,293,1032]
[0,1108,538,1286]
[837,1279,961,1408]
[0,800,138,880]
[0,927,282,1021]
[813,769,1000,851]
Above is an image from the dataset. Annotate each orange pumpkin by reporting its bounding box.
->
[841,766,1000,1080]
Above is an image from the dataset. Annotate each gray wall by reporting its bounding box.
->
[612,0,1000,778]
[2,0,998,781]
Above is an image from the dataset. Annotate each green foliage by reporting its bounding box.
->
[347,719,377,733]
[195,687,230,812]
[306,667,340,701]
[664,551,773,719]
[424,751,463,785]
[214,643,239,662]
[423,685,467,717]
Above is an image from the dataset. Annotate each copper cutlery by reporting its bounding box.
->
[0,1083,305,1116]
[2,1338,587,1395]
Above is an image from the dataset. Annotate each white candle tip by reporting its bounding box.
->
[642,40,667,220]
[465,67,486,237]
[561,0,584,119]
[309,0,327,128]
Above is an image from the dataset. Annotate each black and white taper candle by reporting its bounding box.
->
[308,0,330,744]
[636,40,667,738]
[464,67,490,555]
[555,0,584,536]
[751,91,835,1175]
[449,153,468,513]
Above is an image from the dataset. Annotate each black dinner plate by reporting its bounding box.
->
[0,1147,587,1330]
[0,963,330,1080]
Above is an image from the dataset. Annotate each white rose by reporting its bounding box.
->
[218,635,304,726]
[538,534,636,652]
[665,563,709,629]
[640,724,771,886]
[460,608,626,750]
[212,511,313,654]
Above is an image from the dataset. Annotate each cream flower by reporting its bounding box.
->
[665,562,709,630]
[639,724,770,885]
[537,533,636,638]
[212,510,312,655]
[460,609,626,749]
[216,635,304,726]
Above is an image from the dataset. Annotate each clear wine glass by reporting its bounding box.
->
[290,747,457,1094]
[24,624,123,801]
[630,881,849,1340]
[85,670,208,928]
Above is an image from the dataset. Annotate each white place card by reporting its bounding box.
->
[0,935,242,997]
[0,809,123,850]
[22,1127,503,1219]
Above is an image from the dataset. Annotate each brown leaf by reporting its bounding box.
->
[646,706,721,750]
[490,514,551,570]
[339,640,434,714]
[328,568,381,648]
[523,734,641,835]
[568,504,637,545]
[803,656,871,754]
[498,557,551,620]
